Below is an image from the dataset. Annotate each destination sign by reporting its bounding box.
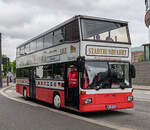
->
[86,45,129,57]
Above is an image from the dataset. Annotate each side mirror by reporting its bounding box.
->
[130,64,136,78]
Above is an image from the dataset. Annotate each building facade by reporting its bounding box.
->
[131,46,144,63]
[144,0,150,61]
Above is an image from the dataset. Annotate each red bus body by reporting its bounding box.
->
[16,79,133,112]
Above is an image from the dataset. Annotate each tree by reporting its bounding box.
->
[10,60,16,73]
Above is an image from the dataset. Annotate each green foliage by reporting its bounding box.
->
[12,60,16,73]
[8,60,16,73]
[2,64,7,75]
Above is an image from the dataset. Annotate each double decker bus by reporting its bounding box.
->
[16,15,135,112]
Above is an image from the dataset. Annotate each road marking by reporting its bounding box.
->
[0,86,133,130]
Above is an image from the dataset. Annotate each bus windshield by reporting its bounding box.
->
[83,61,130,89]
[81,19,130,43]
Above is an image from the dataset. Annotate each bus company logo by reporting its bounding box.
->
[87,45,128,57]
[70,45,76,53]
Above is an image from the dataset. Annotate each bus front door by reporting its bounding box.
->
[29,69,36,99]
[64,65,79,109]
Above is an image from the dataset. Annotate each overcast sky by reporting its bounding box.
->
[0,0,148,61]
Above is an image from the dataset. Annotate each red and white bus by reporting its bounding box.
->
[16,15,135,112]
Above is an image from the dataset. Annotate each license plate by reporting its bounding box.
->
[105,105,117,109]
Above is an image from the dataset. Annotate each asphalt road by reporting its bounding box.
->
[83,90,150,130]
[1,86,150,130]
[0,93,114,130]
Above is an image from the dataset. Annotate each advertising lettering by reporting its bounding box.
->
[87,46,128,57]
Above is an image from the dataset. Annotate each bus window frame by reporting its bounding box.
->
[80,18,131,45]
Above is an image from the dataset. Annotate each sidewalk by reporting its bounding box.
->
[0,82,15,89]
[133,84,150,91]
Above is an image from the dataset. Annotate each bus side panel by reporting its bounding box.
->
[16,84,24,95]
[59,91,65,108]
[79,92,133,112]
[36,87,52,103]
[35,87,65,108]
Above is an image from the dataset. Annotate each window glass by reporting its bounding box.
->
[16,68,29,78]
[16,68,21,77]
[37,37,44,50]
[43,64,65,80]
[25,44,30,54]
[53,64,65,80]
[23,68,30,77]
[20,46,25,55]
[109,63,130,88]
[81,19,130,43]
[83,62,130,89]
[65,20,80,42]
[43,65,53,79]
[36,66,43,78]
[44,33,53,48]
[19,47,21,56]
[54,27,65,45]
[30,40,37,52]
[84,62,108,89]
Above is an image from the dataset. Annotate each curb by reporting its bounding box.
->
[0,86,13,93]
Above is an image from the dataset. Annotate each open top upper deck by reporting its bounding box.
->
[16,15,131,68]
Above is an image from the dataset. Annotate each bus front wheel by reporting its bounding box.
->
[53,94,61,109]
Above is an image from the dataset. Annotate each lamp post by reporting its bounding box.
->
[0,33,2,88]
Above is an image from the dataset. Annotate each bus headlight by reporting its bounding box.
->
[84,98,92,104]
[127,96,133,102]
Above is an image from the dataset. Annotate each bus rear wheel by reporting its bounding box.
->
[23,88,28,100]
[53,94,61,109]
